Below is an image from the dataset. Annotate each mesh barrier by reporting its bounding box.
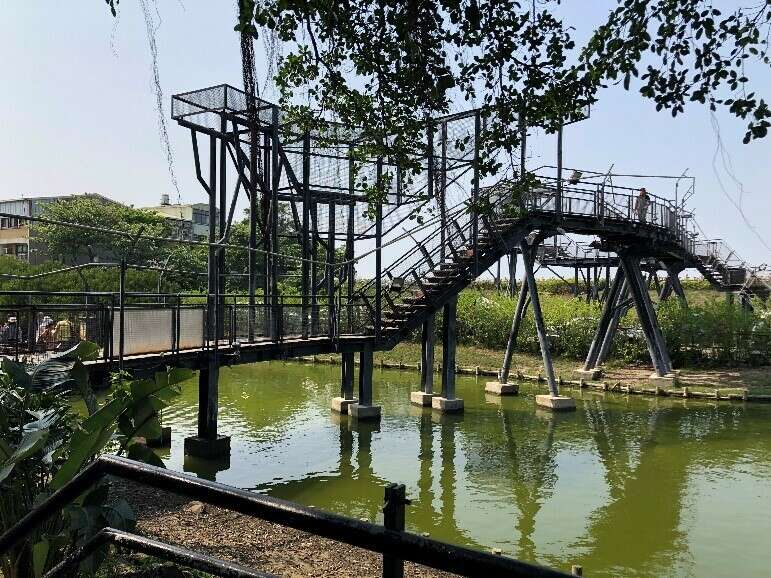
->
[0,306,109,363]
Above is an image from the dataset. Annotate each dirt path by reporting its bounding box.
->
[113,480,460,578]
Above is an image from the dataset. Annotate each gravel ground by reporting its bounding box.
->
[112,480,460,578]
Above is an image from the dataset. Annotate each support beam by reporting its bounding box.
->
[331,351,357,414]
[578,267,625,377]
[596,278,630,367]
[411,315,436,406]
[350,345,381,420]
[488,278,529,395]
[508,251,517,297]
[433,296,463,412]
[185,356,231,459]
[247,130,258,342]
[217,115,227,341]
[663,263,687,306]
[521,239,575,410]
[619,253,673,377]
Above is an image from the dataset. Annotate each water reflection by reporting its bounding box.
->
[165,363,771,577]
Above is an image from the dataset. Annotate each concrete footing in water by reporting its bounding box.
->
[410,391,436,406]
[349,404,382,421]
[535,395,576,411]
[485,381,519,396]
[331,397,358,414]
[184,435,231,459]
[431,397,464,413]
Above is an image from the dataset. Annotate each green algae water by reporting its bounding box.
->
[151,362,771,577]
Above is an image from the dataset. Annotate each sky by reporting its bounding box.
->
[1,1,769,275]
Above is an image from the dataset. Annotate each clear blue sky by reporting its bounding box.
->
[1,1,769,270]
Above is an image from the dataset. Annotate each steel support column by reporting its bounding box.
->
[218,115,227,340]
[619,254,672,376]
[663,263,687,306]
[341,351,355,399]
[327,186,336,338]
[420,315,435,394]
[508,251,517,297]
[440,296,458,400]
[358,345,374,406]
[499,277,530,384]
[247,134,258,342]
[596,278,630,367]
[520,239,559,397]
[583,267,624,371]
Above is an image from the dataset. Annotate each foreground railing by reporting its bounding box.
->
[0,455,571,578]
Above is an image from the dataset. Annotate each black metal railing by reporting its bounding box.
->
[0,455,572,578]
[0,291,375,365]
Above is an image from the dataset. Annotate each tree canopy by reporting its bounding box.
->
[36,196,171,265]
[230,0,770,178]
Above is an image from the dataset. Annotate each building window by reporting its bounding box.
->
[16,244,28,257]
[192,209,208,226]
[0,217,21,229]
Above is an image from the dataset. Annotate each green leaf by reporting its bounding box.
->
[32,539,50,578]
[126,442,165,468]
[0,428,49,483]
[49,397,128,490]
[1,358,31,388]
[103,498,136,532]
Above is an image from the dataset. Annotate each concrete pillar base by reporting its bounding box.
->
[649,373,677,386]
[535,395,576,411]
[331,397,358,414]
[146,426,172,448]
[573,368,603,380]
[349,404,382,421]
[184,435,231,459]
[431,397,464,413]
[485,381,519,396]
[410,391,436,406]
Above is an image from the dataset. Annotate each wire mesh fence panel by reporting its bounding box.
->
[115,308,174,356]
[1,306,110,363]
[178,307,206,350]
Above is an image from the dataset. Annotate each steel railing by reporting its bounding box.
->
[0,455,571,578]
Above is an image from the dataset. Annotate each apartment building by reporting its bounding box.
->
[143,194,216,241]
[0,193,113,264]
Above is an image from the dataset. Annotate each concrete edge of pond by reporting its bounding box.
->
[285,355,771,403]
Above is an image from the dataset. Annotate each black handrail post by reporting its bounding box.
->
[382,483,409,578]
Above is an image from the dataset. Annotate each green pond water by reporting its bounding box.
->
[149,362,771,577]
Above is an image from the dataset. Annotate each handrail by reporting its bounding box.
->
[42,528,275,578]
[0,455,572,578]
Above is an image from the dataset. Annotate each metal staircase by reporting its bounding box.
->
[357,173,768,347]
